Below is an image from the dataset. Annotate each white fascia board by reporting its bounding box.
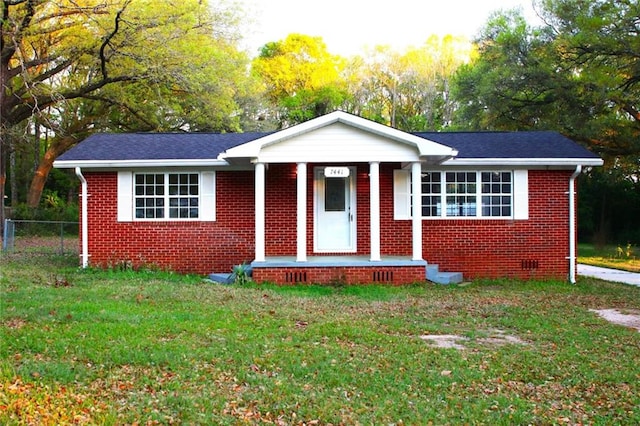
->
[53,159,230,169]
[441,157,604,167]
[220,111,458,161]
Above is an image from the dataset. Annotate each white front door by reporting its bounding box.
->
[314,167,356,252]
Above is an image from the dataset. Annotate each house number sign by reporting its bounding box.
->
[324,167,350,177]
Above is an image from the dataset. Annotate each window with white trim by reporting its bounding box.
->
[394,169,526,220]
[134,172,200,219]
[425,171,512,218]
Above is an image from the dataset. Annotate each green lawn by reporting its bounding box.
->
[578,243,640,272]
[1,254,639,425]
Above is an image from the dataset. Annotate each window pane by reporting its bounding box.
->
[420,172,442,217]
[325,177,345,212]
[444,172,477,216]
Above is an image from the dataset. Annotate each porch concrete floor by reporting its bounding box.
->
[251,256,427,268]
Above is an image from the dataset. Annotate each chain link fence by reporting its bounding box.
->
[2,219,79,256]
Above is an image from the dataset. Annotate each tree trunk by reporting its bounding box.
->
[26,135,78,208]
[10,143,17,207]
[0,133,6,233]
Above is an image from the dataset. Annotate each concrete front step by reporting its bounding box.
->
[208,273,234,284]
[426,264,463,285]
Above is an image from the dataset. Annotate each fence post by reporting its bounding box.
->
[60,221,64,255]
[2,219,14,251]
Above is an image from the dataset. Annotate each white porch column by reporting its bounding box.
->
[254,162,266,262]
[369,162,381,261]
[411,161,423,260]
[296,162,307,262]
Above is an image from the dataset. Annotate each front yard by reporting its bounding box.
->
[1,254,639,424]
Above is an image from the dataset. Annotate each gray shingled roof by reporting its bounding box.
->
[56,132,271,161]
[56,129,599,162]
[414,130,600,159]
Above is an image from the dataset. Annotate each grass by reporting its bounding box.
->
[1,254,639,424]
[578,243,640,272]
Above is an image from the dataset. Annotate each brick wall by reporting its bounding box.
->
[378,167,573,280]
[82,171,255,274]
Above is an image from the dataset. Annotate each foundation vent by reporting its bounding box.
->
[372,270,394,283]
[285,271,307,283]
[521,259,539,270]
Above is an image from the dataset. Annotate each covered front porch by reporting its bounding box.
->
[218,112,460,285]
[210,256,462,285]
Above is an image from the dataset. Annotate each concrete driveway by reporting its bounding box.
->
[578,264,640,287]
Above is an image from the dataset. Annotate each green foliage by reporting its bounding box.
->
[1,259,639,424]
[231,263,251,285]
[451,0,640,244]
[11,200,78,224]
[252,34,348,126]
[345,36,476,131]
[578,165,640,244]
[1,0,254,213]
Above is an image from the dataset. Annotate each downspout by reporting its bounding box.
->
[568,165,582,284]
[75,167,89,268]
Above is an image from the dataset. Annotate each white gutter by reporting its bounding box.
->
[75,167,89,268]
[442,158,604,167]
[568,165,582,283]
[55,159,230,169]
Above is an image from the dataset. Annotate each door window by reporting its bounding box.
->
[325,177,346,212]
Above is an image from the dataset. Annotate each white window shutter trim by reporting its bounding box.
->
[117,171,133,222]
[513,169,529,220]
[393,169,411,220]
[200,171,216,221]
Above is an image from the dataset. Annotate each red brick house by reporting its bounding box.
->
[54,111,602,284]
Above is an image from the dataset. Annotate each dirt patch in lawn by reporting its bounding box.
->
[420,329,527,350]
[590,309,640,332]
[3,318,27,329]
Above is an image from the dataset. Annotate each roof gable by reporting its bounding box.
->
[220,111,458,164]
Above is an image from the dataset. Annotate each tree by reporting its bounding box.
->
[344,36,476,131]
[252,34,349,127]
[451,0,640,243]
[1,0,251,221]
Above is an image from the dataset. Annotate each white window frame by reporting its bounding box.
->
[117,171,215,222]
[393,168,528,220]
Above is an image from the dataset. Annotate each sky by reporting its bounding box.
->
[238,0,543,56]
